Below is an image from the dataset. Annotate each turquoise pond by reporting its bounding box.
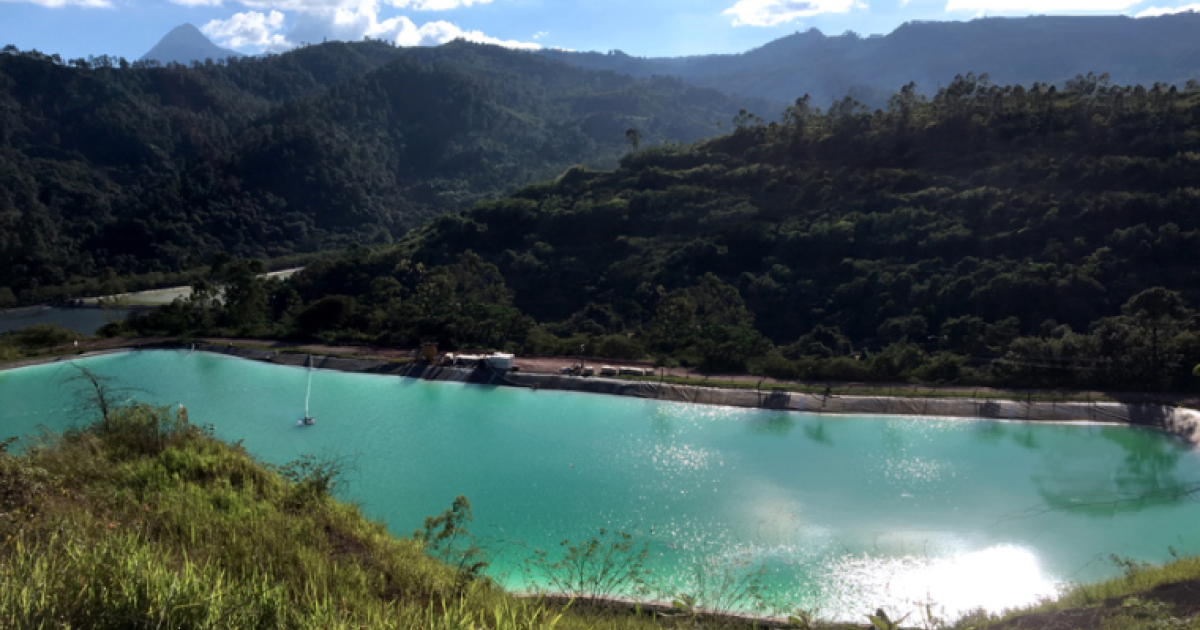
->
[3,350,1200,621]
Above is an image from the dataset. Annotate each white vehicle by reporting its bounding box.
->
[485,353,515,370]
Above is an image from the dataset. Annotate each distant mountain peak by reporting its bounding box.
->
[140,23,241,65]
[163,23,209,41]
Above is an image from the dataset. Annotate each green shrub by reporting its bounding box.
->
[3,323,80,349]
[524,529,650,600]
[916,353,965,383]
[758,353,801,380]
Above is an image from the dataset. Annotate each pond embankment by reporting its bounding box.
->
[9,343,1200,446]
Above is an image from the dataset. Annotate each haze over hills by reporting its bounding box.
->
[132,13,1200,111]
[140,23,241,66]
[0,39,774,302]
[541,14,1200,107]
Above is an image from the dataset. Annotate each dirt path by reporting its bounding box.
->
[9,337,1198,409]
[514,354,1200,407]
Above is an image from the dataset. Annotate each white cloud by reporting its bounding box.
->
[202,10,293,50]
[391,0,493,9]
[238,0,352,11]
[183,0,535,53]
[262,0,536,49]
[723,0,854,26]
[532,30,548,39]
[1133,2,1200,15]
[379,15,540,48]
[196,0,492,10]
[946,0,1137,9]
[0,0,112,8]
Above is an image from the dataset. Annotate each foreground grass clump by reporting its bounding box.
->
[0,403,805,630]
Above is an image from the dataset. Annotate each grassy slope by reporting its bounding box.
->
[957,557,1200,630]
[2,403,1199,630]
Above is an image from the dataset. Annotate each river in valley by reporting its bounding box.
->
[0,306,136,335]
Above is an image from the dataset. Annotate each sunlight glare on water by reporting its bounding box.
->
[821,544,1058,620]
[2,350,1199,622]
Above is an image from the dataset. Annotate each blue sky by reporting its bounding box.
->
[1,0,1198,62]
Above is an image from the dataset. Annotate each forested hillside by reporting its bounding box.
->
[0,40,772,305]
[542,14,1200,107]
[135,75,1200,391]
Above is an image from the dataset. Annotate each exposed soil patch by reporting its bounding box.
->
[1139,579,1200,614]
[994,578,1200,630]
[531,595,796,629]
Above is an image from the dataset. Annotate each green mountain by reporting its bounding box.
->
[0,40,775,302]
[542,14,1200,107]
[225,75,1200,391]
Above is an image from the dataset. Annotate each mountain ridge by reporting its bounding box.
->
[540,14,1200,107]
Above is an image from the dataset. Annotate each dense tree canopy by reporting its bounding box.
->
[0,40,771,304]
[129,74,1200,391]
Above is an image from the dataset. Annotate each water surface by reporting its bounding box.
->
[0,306,135,335]
[2,350,1198,621]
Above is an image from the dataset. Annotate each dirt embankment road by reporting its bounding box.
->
[13,336,1200,409]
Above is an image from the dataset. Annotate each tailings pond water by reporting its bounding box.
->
[2,350,1199,621]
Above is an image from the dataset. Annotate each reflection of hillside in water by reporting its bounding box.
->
[744,412,835,445]
[973,420,1040,450]
[747,413,795,437]
[802,422,834,446]
[1034,425,1195,516]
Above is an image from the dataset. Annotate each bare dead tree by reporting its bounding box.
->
[61,364,136,428]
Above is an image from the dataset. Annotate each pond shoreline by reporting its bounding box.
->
[9,343,1200,447]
